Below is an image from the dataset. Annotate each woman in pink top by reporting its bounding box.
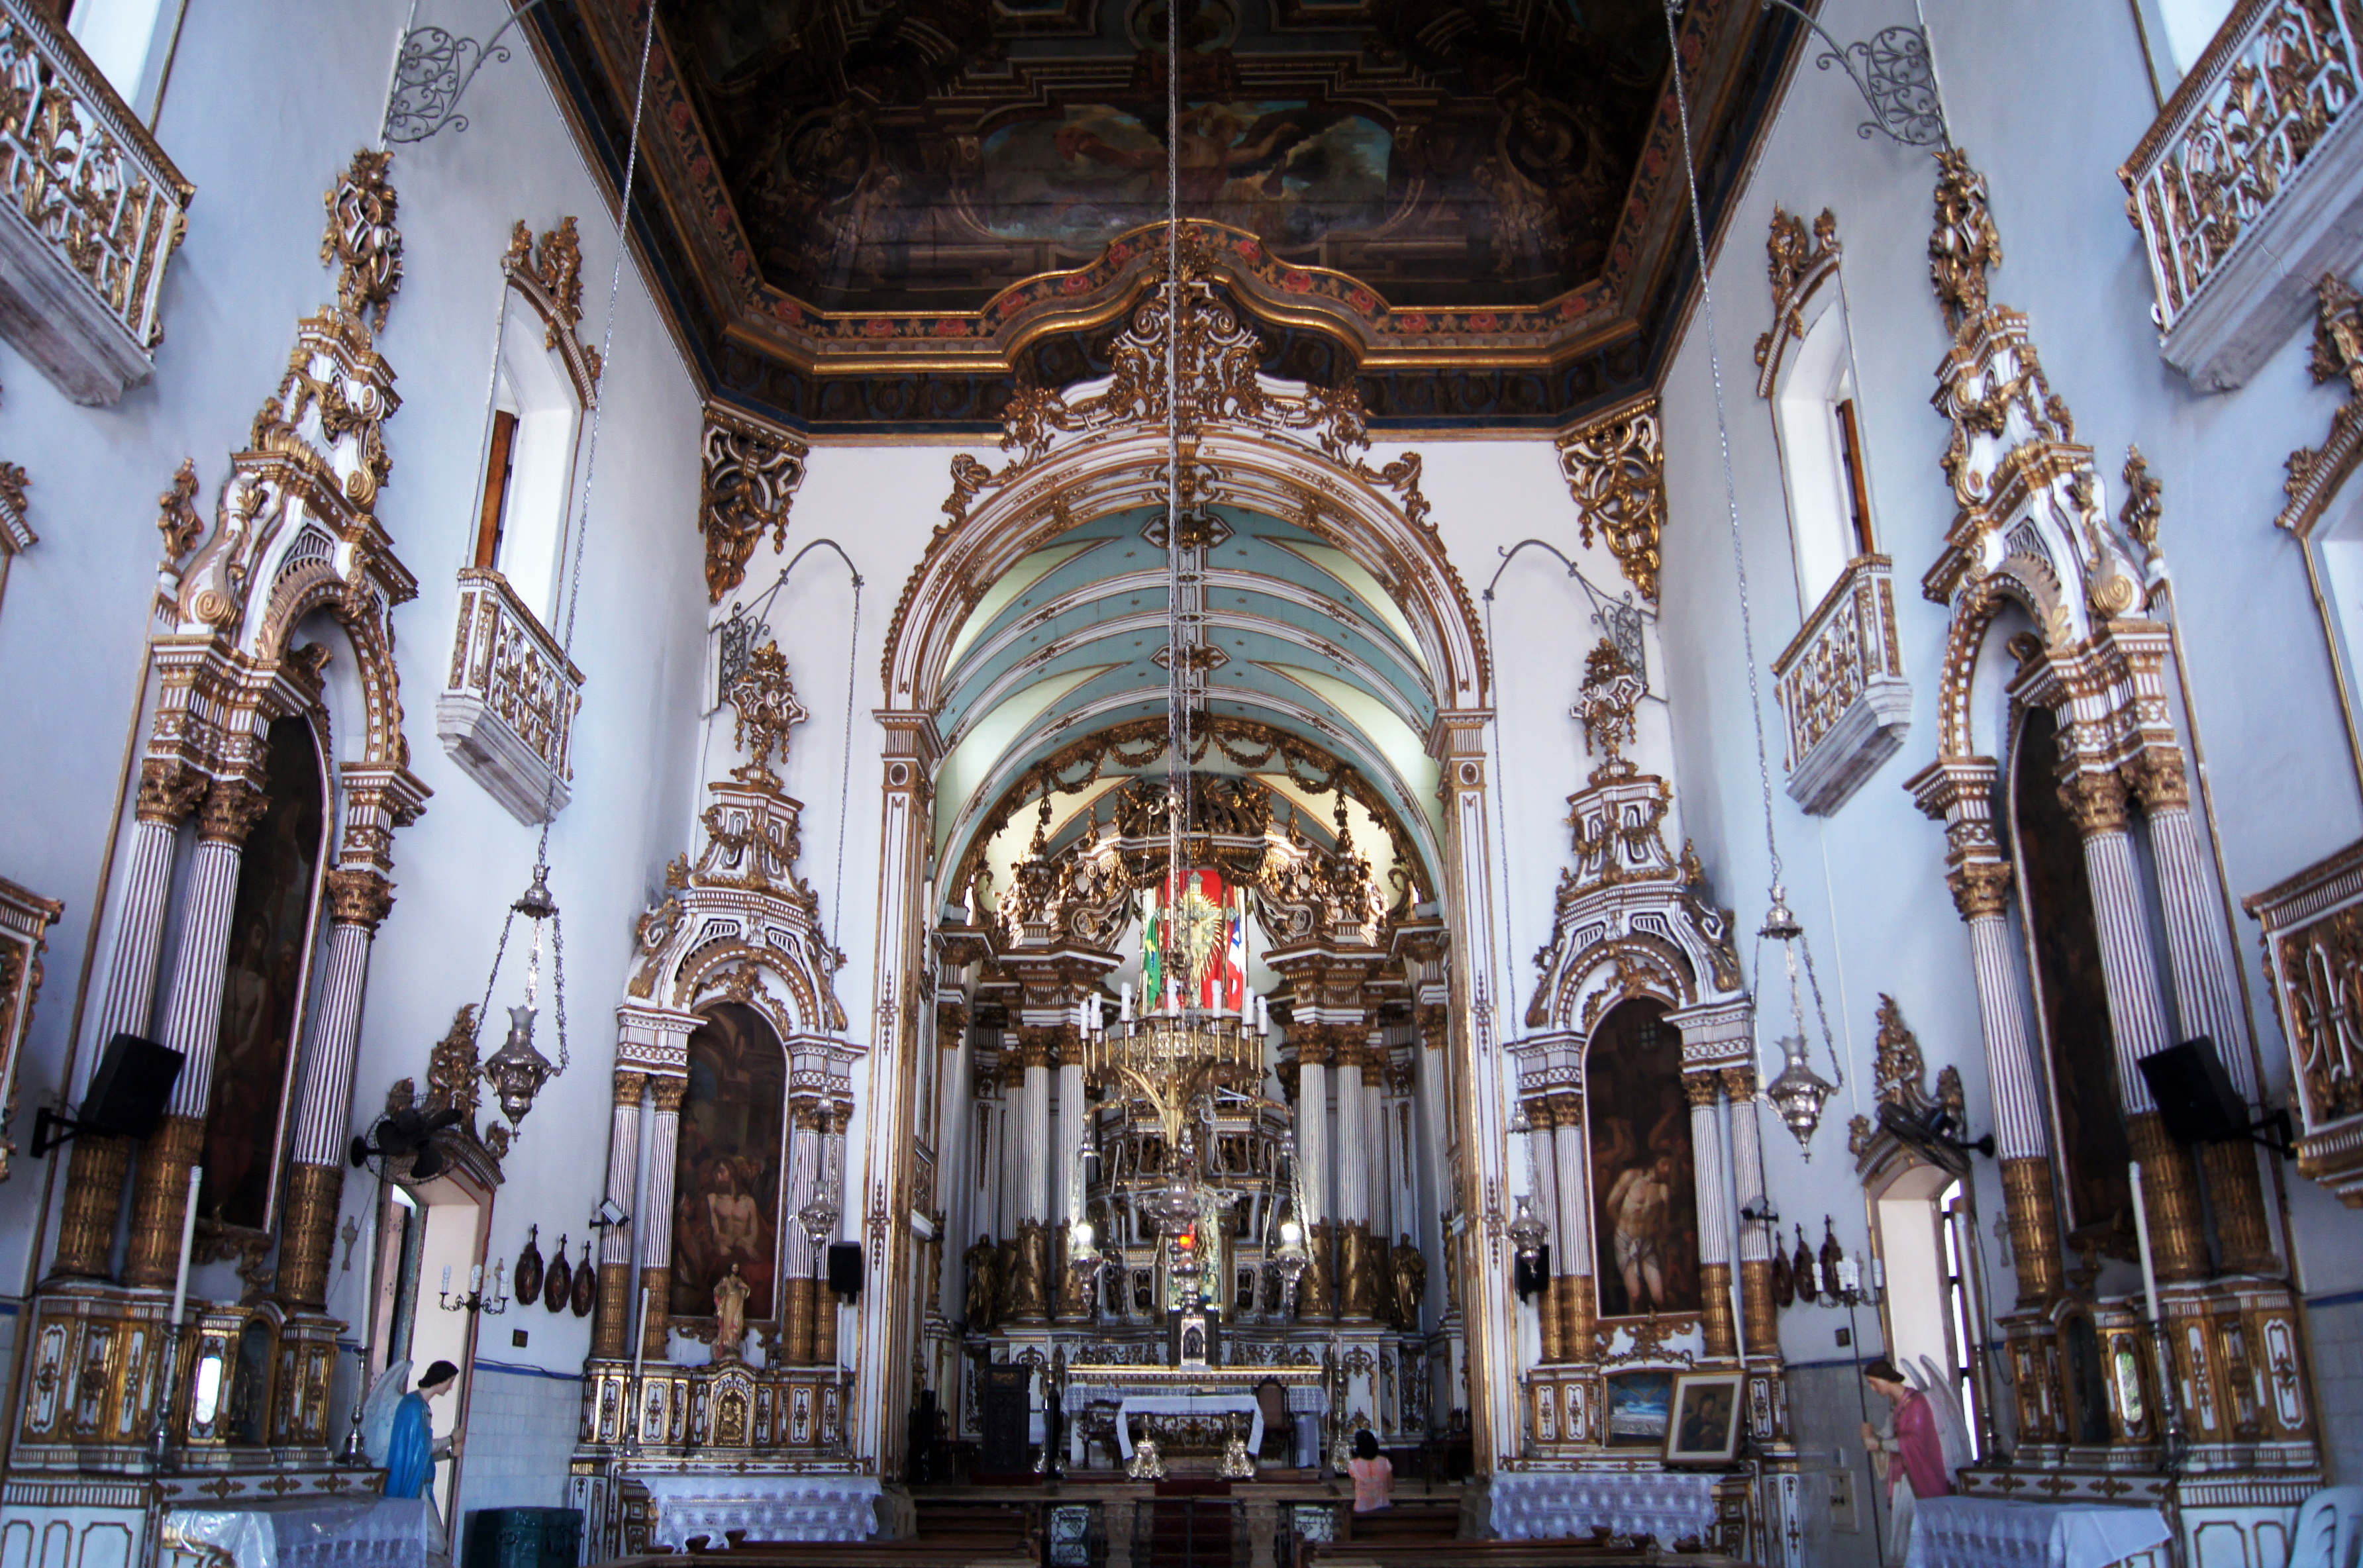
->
[1347,1429,1393,1512]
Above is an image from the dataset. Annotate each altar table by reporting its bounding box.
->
[1488,1469,1720,1545]
[1114,1393,1262,1459]
[166,1496,442,1568]
[636,1473,880,1548]
[1909,1496,2172,1568]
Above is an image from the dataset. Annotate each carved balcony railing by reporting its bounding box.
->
[2246,836,2363,1206]
[436,567,583,826]
[0,0,193,405]
[2121,0,2363,390]
[1770,554,1911,816]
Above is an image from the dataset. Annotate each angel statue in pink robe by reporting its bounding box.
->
[1861,1355,1968,1561]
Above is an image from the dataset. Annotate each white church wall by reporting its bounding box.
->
[0,0,707,1509]
[1651,0,2363,1506]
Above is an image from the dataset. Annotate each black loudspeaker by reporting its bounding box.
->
[827,1241,863,1298]
[1514,1243,1551,1301]
[85,1033,181,1136]
[2138,1037,2246,1145]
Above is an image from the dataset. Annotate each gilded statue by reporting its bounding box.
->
[1389,1235,1427,1331]
[1009,1220,1050,1320]
[712,1263,750,1361]
[963,1234,1000,1330]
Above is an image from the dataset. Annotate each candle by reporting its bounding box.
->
[2130,1161,2160,1324]
[442,1265,452,1293]
[470,1264,483,1292]
[168,1165,202,1329]
[630,1285,652,1439]
[1836,1258,1860,1295]
[1121,983,1133,1022]
[1871,1257,1886,1291]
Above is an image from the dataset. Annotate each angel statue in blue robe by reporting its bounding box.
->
[362,1358,460,1499]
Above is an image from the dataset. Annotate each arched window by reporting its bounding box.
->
[2010,705,2135,1245]
[1770,268,1877,614]
[1585,998,1699,1319]
[200,714,328,1232]
[672,1003,787,1327]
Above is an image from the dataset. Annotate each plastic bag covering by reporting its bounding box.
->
[167,1496,443,1568]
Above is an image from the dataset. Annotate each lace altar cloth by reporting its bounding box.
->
[639,1474,880,1547]
[1115,1393,1264,1459]
[167,1496,442,1568]
[1910,1496,2172,1568]
[1489,1469,1719,1544]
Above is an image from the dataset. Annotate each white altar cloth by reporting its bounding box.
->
[1113,1393,1262,1459]
[1910,1496,2172,1568]
[1489,1470,1720,1545]
[638,1474,880,1548]
[168,1496,442,1568]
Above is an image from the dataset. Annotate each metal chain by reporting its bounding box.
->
[1662,0,1842,1085]
[1163,0,1185,956]
[1482,593,1519,1026]
[834,577,862,961]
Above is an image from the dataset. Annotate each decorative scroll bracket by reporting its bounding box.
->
[1759,0,1950,150]
[381,0,558,145]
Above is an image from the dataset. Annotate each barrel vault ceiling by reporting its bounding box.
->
[527,0,1808,434]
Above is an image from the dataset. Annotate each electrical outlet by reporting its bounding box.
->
[513,1329,529,1348]
[1835,1327,1850,1347]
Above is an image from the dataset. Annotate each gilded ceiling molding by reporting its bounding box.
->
[504,215,604,402]
[1753,206,1841,397]
[1554,396,1666,603]
[699,404,811,604]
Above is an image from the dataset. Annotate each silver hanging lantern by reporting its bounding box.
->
[1757,886,1836,1155]
[1506,1195,1549,1265]
[478,863,568,1128]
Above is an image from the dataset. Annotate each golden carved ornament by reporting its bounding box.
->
[1946,860,2013,922]
[2057,769,2132,837]
[136,756,209,825]
[2277,903,2363,1124]
[1868,993,1964,1126]
[1556,399,1665,602]
[322,149,402,332]
[156,458,201,564]
[1754,205,1839,378]
[125,1112,203,1287]
[1682,1071,1721,1109]
[1929,148,2001,328]
[1720,1065,1756,1102]
[1998,1155,2063,1306]
[52,1133,132,1278]
[1574,638,1646,782]
[725,640,809,786]
[650,1075,690,1114]
[613,1068,646,1106]
[2127,1113,2209,1282]
[2119,446,2162,560]
[699,407,809,603]
[325,867,395,930]
[2314,271,2363,394]
[278,1160,344,1310]
[197,777,270,844]
[1699,1261,1736,1359]
[2121,747,2190,813]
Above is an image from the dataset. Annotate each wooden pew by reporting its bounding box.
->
[607,1545,1036,1568]
[1301,1542,1751,1568]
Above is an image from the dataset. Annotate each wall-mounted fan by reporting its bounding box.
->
[349,1106,463,1182]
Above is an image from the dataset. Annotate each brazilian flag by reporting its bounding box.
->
[1142,894,1164,1003]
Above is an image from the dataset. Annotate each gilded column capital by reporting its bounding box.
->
[136,757,210,825]
[1548,1091,1585,1128]
[197,777,270,845]
[2057,769,2131,838]
[1293,1026,1334,1068]
[1009,1026,1059,1071]
[1946,860,2014,922]
[1720,1065,1756,1102]
[613,1069,647,1107]
[2121,748,2191,814]
[649,1075,689,1115]
[1682,1070,1723,1109]
[325,867,395,930]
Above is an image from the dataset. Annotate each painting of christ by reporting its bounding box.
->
[671,1003,786,1323]
[202,717,326,1231]
[1586,999,1700,1319]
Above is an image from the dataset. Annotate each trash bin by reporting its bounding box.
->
[464,1506,582,1568]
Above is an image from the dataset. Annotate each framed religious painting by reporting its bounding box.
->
[1663,1371,1743,1465]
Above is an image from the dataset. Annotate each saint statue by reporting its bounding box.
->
[1389,1235,1427,1330]
[713,1263,750,1361]
[963,1234,1000,1330]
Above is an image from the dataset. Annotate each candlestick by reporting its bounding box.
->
[2130,1160,2160,1324]
[168,1165,201,1329]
